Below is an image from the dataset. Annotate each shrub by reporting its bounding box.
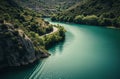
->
[99,18,113,26]
[46,25,53,33]
[74,15,84,23]
[82,15,99,25]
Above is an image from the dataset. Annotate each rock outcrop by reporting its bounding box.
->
[0,23,50,69]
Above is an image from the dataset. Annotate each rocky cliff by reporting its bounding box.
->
[0,23,50,69]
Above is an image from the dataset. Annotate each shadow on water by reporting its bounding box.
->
[48,31,75,55]
[0,60,43,79]
[48,39,65,55]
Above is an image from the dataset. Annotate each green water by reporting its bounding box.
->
[1,18,120,79]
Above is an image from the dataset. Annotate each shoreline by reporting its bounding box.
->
[107,26,120,30]
[51,19,120,30]
[0,24,65,70]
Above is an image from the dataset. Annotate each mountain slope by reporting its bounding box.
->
[0,0,65,69]
[14,0,81,16]
[52,0,120,27]
[0,0,50,68]
[63,0,120,17]
[0,23,46,68]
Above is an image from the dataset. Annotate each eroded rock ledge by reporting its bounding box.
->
[0,23,50,69]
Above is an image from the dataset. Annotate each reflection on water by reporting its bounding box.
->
[49,31,74,55]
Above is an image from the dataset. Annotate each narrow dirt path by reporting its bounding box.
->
[41,27,58,37]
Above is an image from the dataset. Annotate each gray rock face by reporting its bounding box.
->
[0,23,49,69]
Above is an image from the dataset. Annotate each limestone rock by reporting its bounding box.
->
[0,23,50,69]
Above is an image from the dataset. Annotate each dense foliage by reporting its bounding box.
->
[0,0,66,54]
[43,25,66,49]
[14,0,81,16]
[29,24,66,50]
[51,0,120,27]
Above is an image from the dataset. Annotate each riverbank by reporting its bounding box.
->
[0,21,65,70]
[107,26,120,29]
[51,14,120,29]
[41,24,66,49]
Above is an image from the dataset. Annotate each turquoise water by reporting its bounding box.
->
[1,18,120,79]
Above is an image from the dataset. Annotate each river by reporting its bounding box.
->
[1,18,120,79]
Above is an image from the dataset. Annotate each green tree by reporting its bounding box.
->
[83,15,99,25]
[74,15,84,23]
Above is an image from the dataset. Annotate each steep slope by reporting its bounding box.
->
[14,0,81,16]
[52,0,120,27]
[0,0,65,69]
[0,23,49,68]
[61,0,120,17]
[0,0,51,69]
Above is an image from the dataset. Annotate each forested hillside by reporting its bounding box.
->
[52,0,120,27]
[14,0,81,16]
[0,0,65,68]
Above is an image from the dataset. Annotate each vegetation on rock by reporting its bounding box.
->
[51,0,120,28]
[0,0,66,68]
